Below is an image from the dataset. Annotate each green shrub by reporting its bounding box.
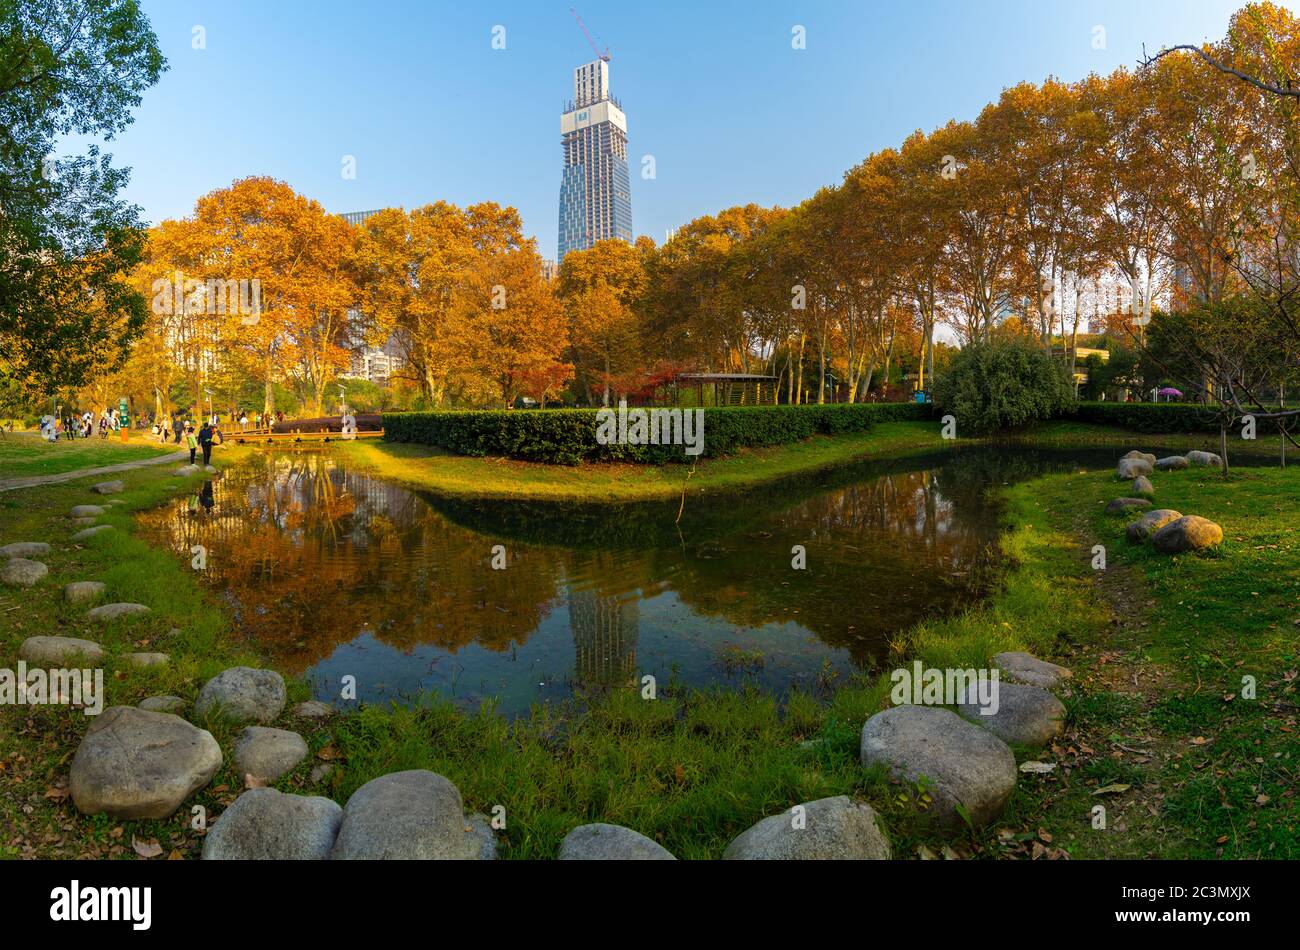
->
[933,339,1074,435]
[383,402,928,465]
[1068,401,1227,433]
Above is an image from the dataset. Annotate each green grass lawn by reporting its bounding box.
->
[0,432,176,479]
[1,424,1296,859]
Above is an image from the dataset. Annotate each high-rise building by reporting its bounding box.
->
[558,60,632,260]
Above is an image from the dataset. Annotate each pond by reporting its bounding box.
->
[137,443,1253,716]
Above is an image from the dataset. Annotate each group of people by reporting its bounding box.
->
[53,410,120,440]
[149,414,223,466]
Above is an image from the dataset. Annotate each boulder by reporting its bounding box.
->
[1131,475,1155,497]
[123,652,169,668]
[173,465,200,476]
[63,581,106,604]
[557,823,676,860]
[1,557,47,587]
[1125,508,1183,543]
[1116,458,1153,479]
[957,681,1065,748]
[992,651,1071,690]
[722,795,891,860]
[139,695,187,714]
[202,788,342,860]
[68,505,105,519]
[233,726,308,784]
[1155,455,1190,471]
[469,813,498,860]
[292,700,334,719]
[1122,450,1157,466]
[72,525,113,542]
[1106,497,1152,515]
[194,667,286,724]
[331,770,481,860]
[204,465,217,474]
[19,636,104,665]
[90,480,125,495]
[1151,515,1224,554]
[70,706,221,819]
[86,602,151,622]
[0,541,50,558]
[860,705,1016,828]
[1185,450,1223,467]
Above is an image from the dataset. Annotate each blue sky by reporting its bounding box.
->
[78,0,1278,260]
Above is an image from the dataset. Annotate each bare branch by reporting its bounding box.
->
[1141,42,1300,98]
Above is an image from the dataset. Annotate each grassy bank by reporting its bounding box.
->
[333,418,1245,503]
[0,432,176,479]
[2,427,1295,859]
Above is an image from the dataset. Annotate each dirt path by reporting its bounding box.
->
[0,451,188,493]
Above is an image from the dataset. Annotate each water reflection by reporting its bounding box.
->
[138,445,1163,715]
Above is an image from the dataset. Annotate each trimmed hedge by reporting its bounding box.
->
[383,402,929,465]
[1068,402,1232,434]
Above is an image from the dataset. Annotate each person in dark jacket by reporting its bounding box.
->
[198,421,216,466]
[172,416,184,444]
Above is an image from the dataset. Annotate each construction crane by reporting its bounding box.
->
[570,8,611,62]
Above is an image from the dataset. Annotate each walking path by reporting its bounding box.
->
[0,450,188,493]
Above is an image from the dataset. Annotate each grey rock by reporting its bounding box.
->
[469,813,499,860]
[292,700,334,719]
[204,465,217,474]
[1131,475,1155,497]
[63,581,106,603]
[993,652,1071,689]
[70,706,221,819]
[722,795,891,860]
[86,602,151,622]
[1155,455,1190,471]
[194,667,285,724]
[1122,450,1157,466]
[0,541,50,558]
[1106,497,1152,514]
[234,726,308,784]
[1116,458,1153,479]
[68,505,105,518]
[331,770,480,860]
[1126,508,1183,543]
[90,480,125,495]
[1,557,47,586]
[957,681,1065,748]
[19,636,104,665]
[139,695,187,714]
[557,823,676,860]
[1186,450,1223,467]
[123,652,169,668]
[72,525,113,542]
[1151,515,1224,554]
[173,464,200,476]
[202,788,341,860]
[860,705,1016,828]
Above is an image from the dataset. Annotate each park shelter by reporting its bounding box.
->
[676,373,779,407]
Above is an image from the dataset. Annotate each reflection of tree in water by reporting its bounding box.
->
[138,451,565,673]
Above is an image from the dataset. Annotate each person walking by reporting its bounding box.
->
[198,420,216,467]
[172,415,184,444]
[186,423,199,465]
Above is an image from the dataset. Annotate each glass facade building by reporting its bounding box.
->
[558,60,633,260]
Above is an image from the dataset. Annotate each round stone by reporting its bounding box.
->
[957,681,1066,748]
[68,505,105,518]
[1,557,47,587]
[194,667,286,724]
[722,795,890,860]
[86,602,151,622]
[90,480,125,494]
[0,541,51,558]
[1126,509,1183,543]
[233,726,308,784]
[331,770,481,860]
[19,636,105,665]
[558,823,676,860]
[1151,515,1224,554]
[70,706,222,819]
[202,788,342,860]
[992,652,1071,689]
[139,695,187,714]
[72,525,114,542]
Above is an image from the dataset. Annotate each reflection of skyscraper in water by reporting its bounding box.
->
[567,589,639,687]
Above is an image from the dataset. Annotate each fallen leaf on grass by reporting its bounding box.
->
[131,837,162,859]
[1019,761,1057,774]
[1092,783,1131,796]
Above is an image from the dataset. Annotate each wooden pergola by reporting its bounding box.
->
[677,373,779,407]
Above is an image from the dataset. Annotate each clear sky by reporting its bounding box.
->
[76,0,1281,261]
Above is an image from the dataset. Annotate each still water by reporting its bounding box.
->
[137,445,1201,715]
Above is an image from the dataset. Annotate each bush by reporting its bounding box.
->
[383,402,928,465]
[1069,402,1230,433]
[933,339,1074,435]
